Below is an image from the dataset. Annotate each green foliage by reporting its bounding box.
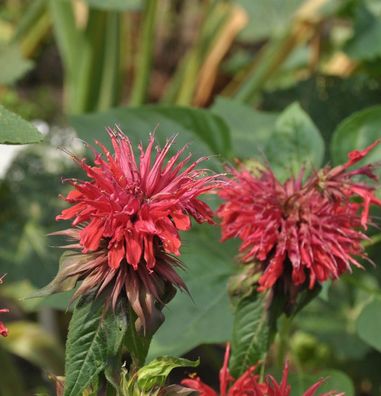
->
[71,105,232,163]
[148,224,237,359]
[0,105,42,144]
[229,291,271,377]
[287,370,355,396]
[330,105,381,173]
[0,44,33,85]
[264,102,324,180]
[356,298,381,352]
[64,294,127,396]
[137,356,199,391]
[212,97,278,158]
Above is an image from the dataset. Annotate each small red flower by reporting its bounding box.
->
[181,345,342,396]
[0,275,9,337]
[218,140,381,290]
[54,129,220,331]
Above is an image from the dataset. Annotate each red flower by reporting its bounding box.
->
[0,275,9,337]
[218,140,381,290]
[181,345,342,396]
[54,128,220,332]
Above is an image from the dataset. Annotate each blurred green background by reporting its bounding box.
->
[0,0,381,395]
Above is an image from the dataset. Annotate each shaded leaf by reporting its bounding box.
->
[356,298,381,352]
[70,105,232,169]
[148,224,237,359]
[0,44,33,85]
[265,102,325,180]
[64,294,127,396]
[137,356,199,391]
[211,96,278,158]
[83,0,141,11]
[330,105,381,176]
[0,105,43,144]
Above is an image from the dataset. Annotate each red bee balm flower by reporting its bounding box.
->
[218,140,381,290]
[54,129,220,331]
[181,345,341,396]
[0,275,9,337]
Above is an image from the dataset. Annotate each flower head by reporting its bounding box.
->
[54,128,219,332]
[218,141,381,291]
[0,275,9,337]
[181,344,342,396]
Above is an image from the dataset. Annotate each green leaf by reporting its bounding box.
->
[0,45,33,85]
[70,105,232,167]
[356,298,381,352]
[234,0,304,41]
[148,224,237,359]
[287,370,355,396]
[229,291,271,377]
[0,105,43,144]
[330,105,381,175]
[345,4,381,61]
[0,321,64,374]
[0,346,25,396]
[211,97,278,158]
[264,102,325,180]
[137,356,199,391]
[64,294,127,396]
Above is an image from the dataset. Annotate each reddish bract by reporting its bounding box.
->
[55,129,220,331]
[218,141,381,290]
[182,344,342,396]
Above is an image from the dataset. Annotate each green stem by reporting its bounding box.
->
[129,0,158,106]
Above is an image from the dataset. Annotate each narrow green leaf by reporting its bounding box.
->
[82,0,141,11]
[356,298,381,352]
[229,291,271,377]
[64,295,128,396]
[137,356,199,391]
[265,102,325,180]
[0,105,42,144]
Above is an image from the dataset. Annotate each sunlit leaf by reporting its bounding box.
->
[0,45,33,85]
[0,105,42,144]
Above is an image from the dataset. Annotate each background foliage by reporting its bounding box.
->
[0,0,381,395]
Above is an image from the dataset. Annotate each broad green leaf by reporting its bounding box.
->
[0,321,64,374]
[356,298,381,351]
[287,370,354,396]
[211,97,278,158]
[0,105,43,144]
[70,105,232,168]
[148,224,237,359]
[64,294,127,396]
[229,291,271,377]
[345,4,381,61]
[330,105,381,175]
[0,45,33,85]
[265,102,325,180]
[234,0,304,41]
[137,356,199,391]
